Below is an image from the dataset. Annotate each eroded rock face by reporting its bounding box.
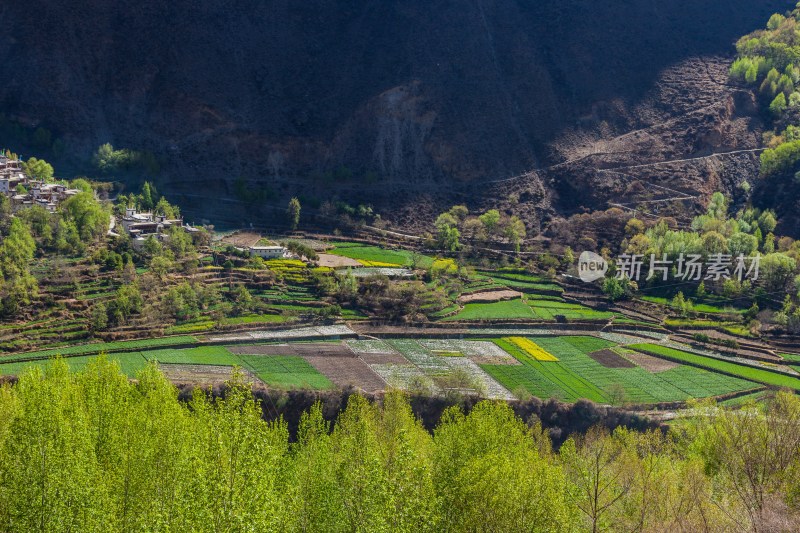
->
[0,0,787,226]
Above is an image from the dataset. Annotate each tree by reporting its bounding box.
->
[728,232,758,256]
[435,213,460,251]
[478,209,501,235]
[107,283,143,325]
[149,255,173,280]
[706,192,728,220]
[21,157,54,182]
[154,197,179,218]
[769,93,787,118]
[447,205,469,222]
[231,284,253,315]
[60,192,110,241]
[90,303,108,332]
[69,178,93,193]
[140,181,157,211]
[625,218,645,237]
[433,402,570,532]
[760,252,797,292]
[287,197,301,230]
[562,247,575,267]
[602,277,634,301]
[504,216,526,252]
[561,426,636,533]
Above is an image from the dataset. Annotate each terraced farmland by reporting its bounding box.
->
[139,346,241,366]
[0,327,772,405]
[329,242,434,268]
[629,344,800,391]
[237,355,334,390]
[482,336,759,404]
[442,298,537,321]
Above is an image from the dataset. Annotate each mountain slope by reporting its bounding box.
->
[0,0,789,225]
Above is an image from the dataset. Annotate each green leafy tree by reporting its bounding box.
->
[435,213,460,251]
[770,93,788,117]
[287,197,301,230]
[504,216,526,252]
[21,157,54,182]
[60,192,110,241]
[478,209,501,235]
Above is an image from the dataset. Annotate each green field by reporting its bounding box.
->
[442,298,537,321]
[221,314,289,325]
[1,336,199,362]
[641,295,741,315]
[526,298,614,321]
[139,346,241,366]
[237,355,333,390]
[629,344,800,391]
[479,271,564,293]
[0,352,148,377]
[781,353,800,364]
[441,296,613,322]
[329,242,434,268]
[482,336,758,404]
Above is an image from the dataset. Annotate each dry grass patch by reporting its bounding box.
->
[458,289,523,303]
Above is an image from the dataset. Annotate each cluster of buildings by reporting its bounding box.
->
[0,154,81,212]
[117,208,199,251]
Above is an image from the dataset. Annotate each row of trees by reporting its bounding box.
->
[615,192,800,298]
[1,358,799,532]
[729,8,800,178]
[432,205,527,252]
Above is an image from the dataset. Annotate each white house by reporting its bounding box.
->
[249,245,286,259]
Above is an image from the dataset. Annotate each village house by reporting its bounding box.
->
[0,155,80,212]
[249,245,287,259]
[118,208,199,251]
[0,155,27,194]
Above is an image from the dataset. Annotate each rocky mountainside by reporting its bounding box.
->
[0,0,789,227]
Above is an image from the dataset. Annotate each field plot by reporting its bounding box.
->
[589,349,636,368]
[527,299,615,321]
[141,346,240,366]
[370,363,436,392]
[458,290,522,303]
[346,339,399,354]
[0,352,148,377]
[483,336,758,404]
[441,357,514,400]
[302,356,386,392]
[387,340,450,372]
[479,271,564,292]
[228,342,355,357]
[345,339,410,364]
[619,349,679,372]
[357,352,411,365]
[507,337,559,361]
[442,298,537,321]
[8,336,198,362]
[629,344,800,391]
[329,242,434,268]
[316,253,361,268]
[237,355,333,390]
[159,364,240,385]
[418,340,519,365]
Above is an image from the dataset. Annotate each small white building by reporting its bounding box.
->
[249,245,286,259]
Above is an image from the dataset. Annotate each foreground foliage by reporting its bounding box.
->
[0,358,799,532]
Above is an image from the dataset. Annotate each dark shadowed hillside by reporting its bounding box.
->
[0,0,790,226]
